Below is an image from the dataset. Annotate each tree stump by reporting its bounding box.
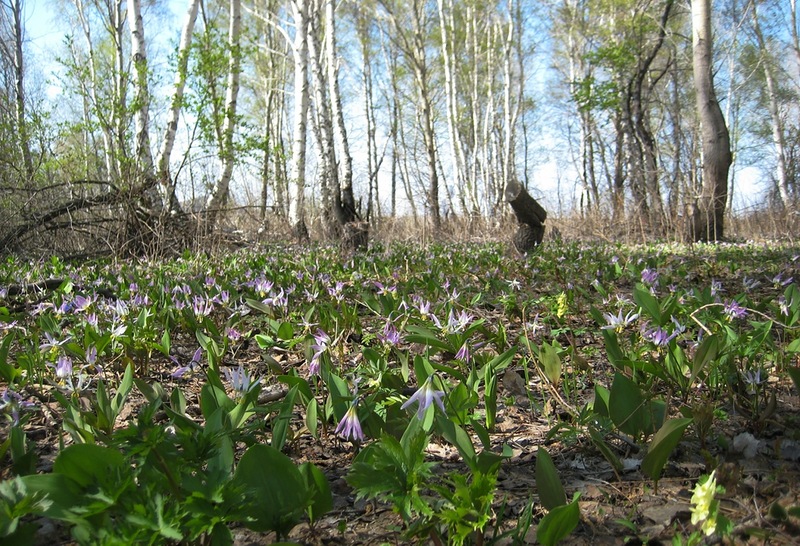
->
[342,221,369,252]
[505,179,547,253]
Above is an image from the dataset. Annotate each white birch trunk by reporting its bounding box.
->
[155,0,200,210]
[325,0,355,222]
[288,0,310,231]
[128,0,154,176]
[437,0,468,215]
[205,0,242,227]
[72,0,116,180]
[752,2,791,210]
[112,0,127,178]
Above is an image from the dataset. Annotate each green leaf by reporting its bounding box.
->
[299,463,332,525]
[53,444,125,489]
[633,285,662,325]
[272,385,298,452]
[111,362,134,417]
[306,398,318,438]
[609,373,649,438]
[232,444,309,535]
[539,342,562,386]
[536,447,567,511]
[277,321,294,341]
[593,385,610,417]
[788,367,800,394]
[537,498,580,546]
[641,418,692,484]
[690,335,718,385]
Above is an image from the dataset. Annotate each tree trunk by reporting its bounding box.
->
[505,179,547,253]
[205,0,242,231]
[288,0,310,238]
[752,2,792,211]
[9,0,33,181]
[690,0,732,242]
[155,0,200,214]
[325,0,357,226]
[72,0,117,180]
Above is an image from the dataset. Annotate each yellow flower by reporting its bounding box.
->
[690,471,718,536]
[556,292,568,318]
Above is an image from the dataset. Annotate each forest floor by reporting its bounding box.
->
[7,239,800,545]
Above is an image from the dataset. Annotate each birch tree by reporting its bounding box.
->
[288,0,310,236]
[156,0,200,214]
[751,0,792,211]
[128,0,155,194]
[205,0,242,230]
[381,0,441,228]
[691,0,732,241]
[0,0,33,181]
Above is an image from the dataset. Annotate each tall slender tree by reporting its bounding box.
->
[691,0,732,241]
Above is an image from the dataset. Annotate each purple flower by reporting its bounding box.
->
[192,295,214,319]
[335,401,364,442]
[601,309,640,332]
[172,348,203,378]
[55,355,73,381]
[377,321,402,346]
[401,375,446,419]
[39,332,70,354]
[643,325,674,347]
[455,343,470,363]
[309,329,330,376]
[224,364,259,396]
[641,268,659,286]
[0,388,35,425]
[723,300,747,320]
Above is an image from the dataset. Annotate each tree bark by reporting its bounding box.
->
[690,0,732,242]
[288,0,310,238]
[752,2,792,211]
[155,0,200,214]
[205,0,242,231]
[7,0,33,181]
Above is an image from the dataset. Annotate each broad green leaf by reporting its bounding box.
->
[435,416,476,465]
[641,417,692,484]
[537,498,580,546]
[593,385,610,417]
[788,367,800,394]
[272,385,298,452]
[535,447,566,511]
[485,364,498,430]
[539,342,562,386]
[232,444,308,535]
[111,362,134,416]
[306,398,318,437]
[299,462,333,525]
[633,285,662,325]
[609,373,648,438]
[53,444,125,488]
[277,321,294,341]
